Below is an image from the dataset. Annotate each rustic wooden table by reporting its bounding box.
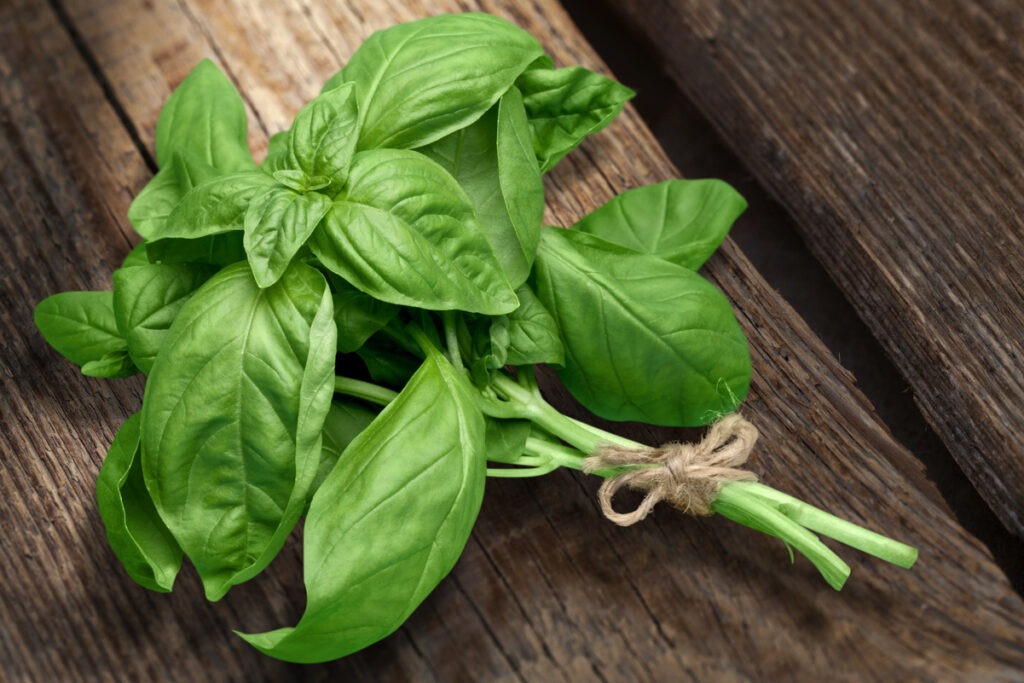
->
[2,0,1021,680]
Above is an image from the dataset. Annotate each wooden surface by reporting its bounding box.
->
[1,0,1022,680]
[610,0,1024,540]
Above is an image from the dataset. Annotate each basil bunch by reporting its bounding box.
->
[34,13,916,664]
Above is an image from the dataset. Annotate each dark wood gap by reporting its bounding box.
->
[561,0,1024,592]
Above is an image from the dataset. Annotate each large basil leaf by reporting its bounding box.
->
[35,291,138,377]
[161,170,276,240]
[96,413,182,592]
[128,150,219,240]
[141,261,336,600]
[420,87,543,287]
[326,13,544,150]
[532,228,750,426]
[244,186,332,287]
[112,263,218,374]
[505,284,564,366]
[287,82,359,191]
[573,179,747,270]
[239,346,486,663]
[516,66,635,173]
[155,59,254,172]
[309,149,518,314]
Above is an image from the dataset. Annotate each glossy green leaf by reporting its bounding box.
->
[145,232,246,267]
[96,413,182,592]
[573,179,747,270]
[244,186,332,288]
[262,130,290,173]
[483,417,531,463]
[356,341,421,388]
[120,243,150,269]
[35,291,138,376]
[532,228,751,426]
[112,263,218,374]
[128,151,219,240]
[420,87,543,287]
[328,275,398,354]
[287,82,359,191]
[516,66,635,173]
[326,13,544,150]
[239,346,486,663]
[81,349,138,378]
[505,284,564,366]
[155,59,254,172]
[142,261,336,600]
[310,399,379,499]
[308,149,517,314]
[162,170,276,240]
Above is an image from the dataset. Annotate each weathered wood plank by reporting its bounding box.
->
[0,0,1021,680]
[609,0,1024,539]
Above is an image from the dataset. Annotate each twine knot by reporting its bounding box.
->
[582,414,759,525]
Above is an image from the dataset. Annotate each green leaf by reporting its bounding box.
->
[419,86,543,287]
[244,186,332,288]
[310,399,379,499]
[327,13,544,150]
[532,228,750,426]
[287,82,359,191]
[328,274,398,354]
[262,130,290,173]
[35,291,138,376]
[573,179,747,270]
[162,170,277,240]
[516,66,635,173]
[356,341,421,388]
[96,413,182,592]
[120,242,150,269]
[505,284,564,366]
[239,346,486,663]
[484,417,531,463]
[155,59,254,172]
[112,263,218,374]
[128,151,219,240]
[308,149,518,314]
[456,313,509,388]
[81,349,138,378]
[145,232,246,267]
[141,261,336,600]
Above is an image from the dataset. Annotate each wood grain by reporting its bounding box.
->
[609,0,1024,539]
[0,0,1021,679]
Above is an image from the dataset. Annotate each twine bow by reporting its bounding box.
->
[582,414,759,525]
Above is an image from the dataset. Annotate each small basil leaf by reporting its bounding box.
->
[327,274,398,354]
[112,263,218,374]
[163,170,277,240]
[308,149,518,314]
[533,228,751,427]
[142,261,336,600]
[120,242,150,269]
[244,186,332,288]
[287,82,359,191]
[356,342,421,388]
[155,59,254,172]
[81,349,138,378]
[145,232,246,267]
[505,284,564,366]
[96,413,182,592]
[456,314,509,388]
[420,87,542,287]
[573,179,747,270]
[128,150,219,240]
[327,13,544,150]
[516,66,635,173]
[271,170,330,193]
[484,417,531,463]
[310,399,379,500]
[262,130,290,173]
[239,346,486,663]
[35,291,135,374]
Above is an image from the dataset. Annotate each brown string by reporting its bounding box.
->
[582,414,759,525]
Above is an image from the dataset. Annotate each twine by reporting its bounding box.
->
[582,414,759,525]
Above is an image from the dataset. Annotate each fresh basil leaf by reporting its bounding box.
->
[155,59,254,172]
[112,263,218,374]
[456,313,509,388]
[287,82,359,192]
[420,87,542,288]
[532,228,751,426]
[328,274,398,354]
[244,185,332,288]
[573,179,747,270]
[516,66,635,173]
[142,261,336,600]
[81,349,138,378]
[355,342,421,388]
[484,417,531,463]
[162,170,277,240]
[145,232,247,267]
[239,346,486,663]
[128,150,219,240]
[310,399,379,499]
[120,242,150,269]
[505,284,564,366]
[309,149,518,314]
[96,413,182,592]
[35,291,137,376]
[262,130,290,173]
[326,13,544,150]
